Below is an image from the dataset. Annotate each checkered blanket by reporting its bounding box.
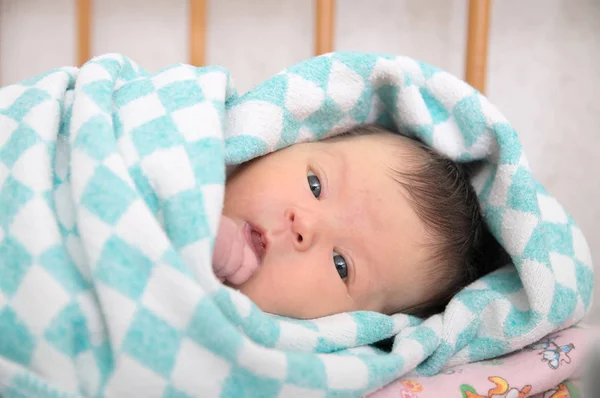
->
[0,52,593,397]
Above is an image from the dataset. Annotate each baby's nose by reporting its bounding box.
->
[285,208,316,251]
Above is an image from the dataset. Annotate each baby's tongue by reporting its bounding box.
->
[213,216,259,285]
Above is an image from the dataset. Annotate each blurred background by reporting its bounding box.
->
[0,0,598,323]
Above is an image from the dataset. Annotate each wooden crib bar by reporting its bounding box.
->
[189,0,207,66]
[315,0,335,55]
[76,0,91,67]
[465,0,491,94]
[74,0,490,93]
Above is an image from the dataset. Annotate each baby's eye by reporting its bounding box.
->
[333,251,348,280]
[307,171,321,198]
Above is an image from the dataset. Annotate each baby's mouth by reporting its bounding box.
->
[244,223,267,263]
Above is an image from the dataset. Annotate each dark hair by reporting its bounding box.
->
[342,125,510,318]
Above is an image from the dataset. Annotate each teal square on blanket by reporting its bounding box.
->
[0,123,41,167]
[548,283,577,326]
[81,165,137,225]
[45,302,91,357]
[0,308,36,366]
[0,237,33,296]
[39,245,89,293]
[122,307,181,377]
[131,115,182,157]
[1,88,51,121]
[163,386,193,398]
[185,138,225,186]
[187,298,243,363]
[95,236,154,299]
[158,81,205,112]
[221,366,282,398]
[73,115,115,161]
[285,353,327,388]
[114,79,155,107]
[468,337,509,362]
[163,189,210,248]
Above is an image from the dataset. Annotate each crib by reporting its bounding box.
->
[72,0,491,94]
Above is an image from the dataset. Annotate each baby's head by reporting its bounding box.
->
[223,125,504,319]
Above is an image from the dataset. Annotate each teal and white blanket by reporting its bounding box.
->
[0,53,593,397]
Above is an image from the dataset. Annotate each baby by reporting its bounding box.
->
[212,125,505,319]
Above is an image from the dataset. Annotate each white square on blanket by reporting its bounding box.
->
[424,71,475,110]
[141,264,204,330]
[75,63,113,88]
[0,113,18,147]
[200,183,224,237]
[0,84,28,109]
[327,60,364,113]
[12,143,52,192]
[10,197,61,256]
[226,100,283,148]
[571,225,592,267]
[95,283,137,349]
[312,313,357,347]
[140,146,195,199]
[114,200,168,262]
[0,162,9,191]
[537,193,568,224]
[152,65,197,89]
[22,100,60,142]
[32,340,79,394]
[11,265,71,336]
[368,58,405,89]
[319,354,368,390]
[391,337,425,362]
[549,252,578,291]
[171,101,222,142]
[519,259,555,315]
[119,93,166,135]
[432,119,465,159]
[501,209,539,257]
[171,339,230,397]
[488,164,518,207]
[69,93,104,136]
[285,73,325,120]
[76,208,113,270]
[396,85,433,127]
[197,71,228,102]
[275,320,319,351]
[116,133,140,168]
[237,341,287,380]
[105,356,168,398]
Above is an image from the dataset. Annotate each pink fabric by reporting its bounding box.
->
[369,326,590,398]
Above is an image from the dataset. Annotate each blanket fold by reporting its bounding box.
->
[0,52,593,397]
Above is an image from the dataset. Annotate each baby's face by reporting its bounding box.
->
[222,134,431,319]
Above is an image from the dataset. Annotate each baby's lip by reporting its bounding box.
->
[243,222,268,263]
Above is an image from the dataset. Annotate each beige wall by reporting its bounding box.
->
[1,0,599,322]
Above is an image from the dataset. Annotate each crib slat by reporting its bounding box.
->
[76,0,92,66]
[465,0,491,94]
[315,0,335,55]
[189,0,207,66]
